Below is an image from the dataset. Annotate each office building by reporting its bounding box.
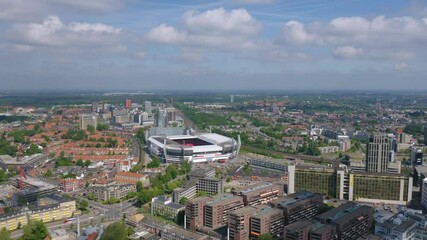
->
[173,169,224,203]
[145,101,152,115]
[79,114,97,130]
[156,109,168,127]
[204,194,244,229]
[269,191,322,226]
[167,107,177,122]
[229,206,258,240]
[124,99,132,109]
[151,196,185,222]
[234,182,283,206]
[87,182,136,201]
[316,202,373,240]
[366,133,390,173]
[185,196,211,230]
[250,205,284,240]
[375,213,417,240]
[288,166,413,205]
[411,147,424,166]
[91,102,99,112]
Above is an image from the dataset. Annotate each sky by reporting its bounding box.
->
[1,0,427,91]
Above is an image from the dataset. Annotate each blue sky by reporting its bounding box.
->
[0,0,427,90]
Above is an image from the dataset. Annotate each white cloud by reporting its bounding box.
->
[146,8,260,50]
[281,15,427,60]
[394,62,407,71]
[283,21,318,44]
[334,46,363,58]
[146,24,186,44]
[182,8,260,36]
[8,16,125,52]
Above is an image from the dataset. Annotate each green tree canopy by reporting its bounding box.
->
[20,220,49,240]
[100,222,128,240]
[257,233,273,240]
[0,228,11,240]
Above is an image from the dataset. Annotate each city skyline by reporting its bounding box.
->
[1,0,427,90]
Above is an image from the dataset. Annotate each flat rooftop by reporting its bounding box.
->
[0,154,44,165]
[239,182,274,194]
[273,191,320,207]
[207,194,241,206]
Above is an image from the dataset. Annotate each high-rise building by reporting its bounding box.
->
[79,114,97,130]
[145,101,152,115]
[411,147,424,166]
[230,95,234,103]
[124,99,132,109]
[166,107,176,122]
[422,179,427,210]
[156,109,167,127]
[91,102,99,112]
[366,133,390,173]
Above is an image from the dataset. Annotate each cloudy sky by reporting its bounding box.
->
[1,0,427,91]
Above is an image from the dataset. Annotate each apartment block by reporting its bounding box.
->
[185,196,211,230]
[151,196,185,222]
[0,195,75,231]
[205,194,244,229]
[283,219,314,240]
[270,191,323,225]
[229,206,258,240]
[316,202,373,240]
[87,182,135,201]
[234,182,283,206]
[250,205,284,240]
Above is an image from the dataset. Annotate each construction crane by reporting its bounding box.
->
[17,144,26,190]
[18,166,27,190]
[17,144,23,162]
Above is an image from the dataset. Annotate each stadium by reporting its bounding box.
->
[146,128,241,163]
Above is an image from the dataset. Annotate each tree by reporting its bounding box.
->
[135,128,145,143]
[179,197,188,205]
[20,220,49,240]
[76,159,85,167]
[79,200,89,211]
[85,160,91,166]
[243,163,251,175]
[87,125,95,134]
[97,123,109,131]
[136,181,143,192]
[100,222,128,240]
[147,156,161,168]
[0,228,11,240]
[257,233,273,240]
[44,169,53,177]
